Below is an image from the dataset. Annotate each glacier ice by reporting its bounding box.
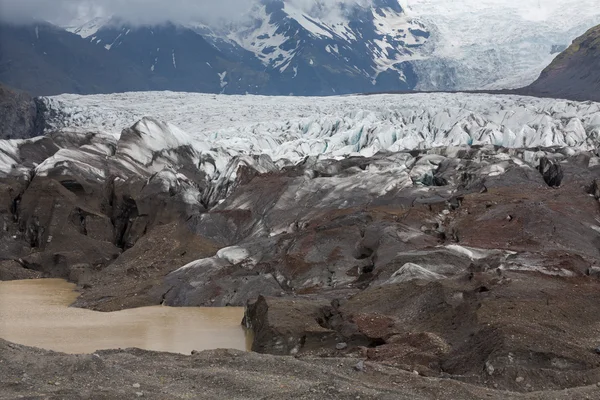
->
[406,0,600,90]
[2,91,600,213]
[41,92,600,159]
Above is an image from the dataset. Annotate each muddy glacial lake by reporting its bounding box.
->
[0,279,252,354]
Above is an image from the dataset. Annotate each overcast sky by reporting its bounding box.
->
[0,0,382,26]
[0,0,252,25]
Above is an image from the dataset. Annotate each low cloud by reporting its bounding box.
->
[0,0,255,25]
[0,0,384,26]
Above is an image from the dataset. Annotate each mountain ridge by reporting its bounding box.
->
[524,24,600,102]
[0,21,151,95]
[1,0,600,96]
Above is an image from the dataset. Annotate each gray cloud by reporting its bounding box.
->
[0,0,257,25]
[0,0,381,26]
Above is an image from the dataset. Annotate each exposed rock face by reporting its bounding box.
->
[538,156,564,187]
[0,260,42,280]
[244,296,337,355]
[0,84,45,140]
[525,25,600,102]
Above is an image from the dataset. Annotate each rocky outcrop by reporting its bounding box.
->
[0,260,42,280]
[0,120,224,309]
[244,296,337,355]
[0,84,45,140]
[524,24,600,102]
[538,156,564,187]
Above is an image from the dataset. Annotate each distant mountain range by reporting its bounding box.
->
[1,0,426,96]
[0,0,599,96]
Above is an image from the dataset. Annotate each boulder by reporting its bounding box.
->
[538,157,563,187]
[244,296,337,355]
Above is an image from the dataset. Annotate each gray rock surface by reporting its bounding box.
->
[0,83,44,140]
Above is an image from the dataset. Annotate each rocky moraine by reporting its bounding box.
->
[2,91,600,398]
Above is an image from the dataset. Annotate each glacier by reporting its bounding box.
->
[408,0,600,90]
[1,91,599,211]
[41,91,600,158]
[4,91,600,309]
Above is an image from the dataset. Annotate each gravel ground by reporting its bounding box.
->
[2,339,600,400]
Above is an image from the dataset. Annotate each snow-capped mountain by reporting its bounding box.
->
[3,0,600,96]
[63,0,600,94]
[222,0,428,93]
[65,0,429,95]
[80,20,272,94]
[0,22,151,96]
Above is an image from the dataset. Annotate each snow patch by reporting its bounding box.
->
[384,263,444,284]
[216,246,250,265]
[218,71,228,88]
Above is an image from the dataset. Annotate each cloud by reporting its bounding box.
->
[0,0,385,26]
[0,0,258,25]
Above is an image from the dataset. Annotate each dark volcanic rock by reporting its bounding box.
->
[538,156,564,187]
[0,260,42,280]
[16,178,121,278]
[245,296,336,355]
[0,84,44,140]
[72,222,220,311]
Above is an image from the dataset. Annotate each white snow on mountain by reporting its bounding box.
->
[229,5,295,70]
[42,91,600,162]
[65,16,111,38]
[224,0,426,76]
[63,1,600,91]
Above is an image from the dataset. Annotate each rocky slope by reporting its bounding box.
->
[3,92,600,396]
[525,24,600,102]
[87,21,274,95]
[0,22,152,96]
[0,84,45,140]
